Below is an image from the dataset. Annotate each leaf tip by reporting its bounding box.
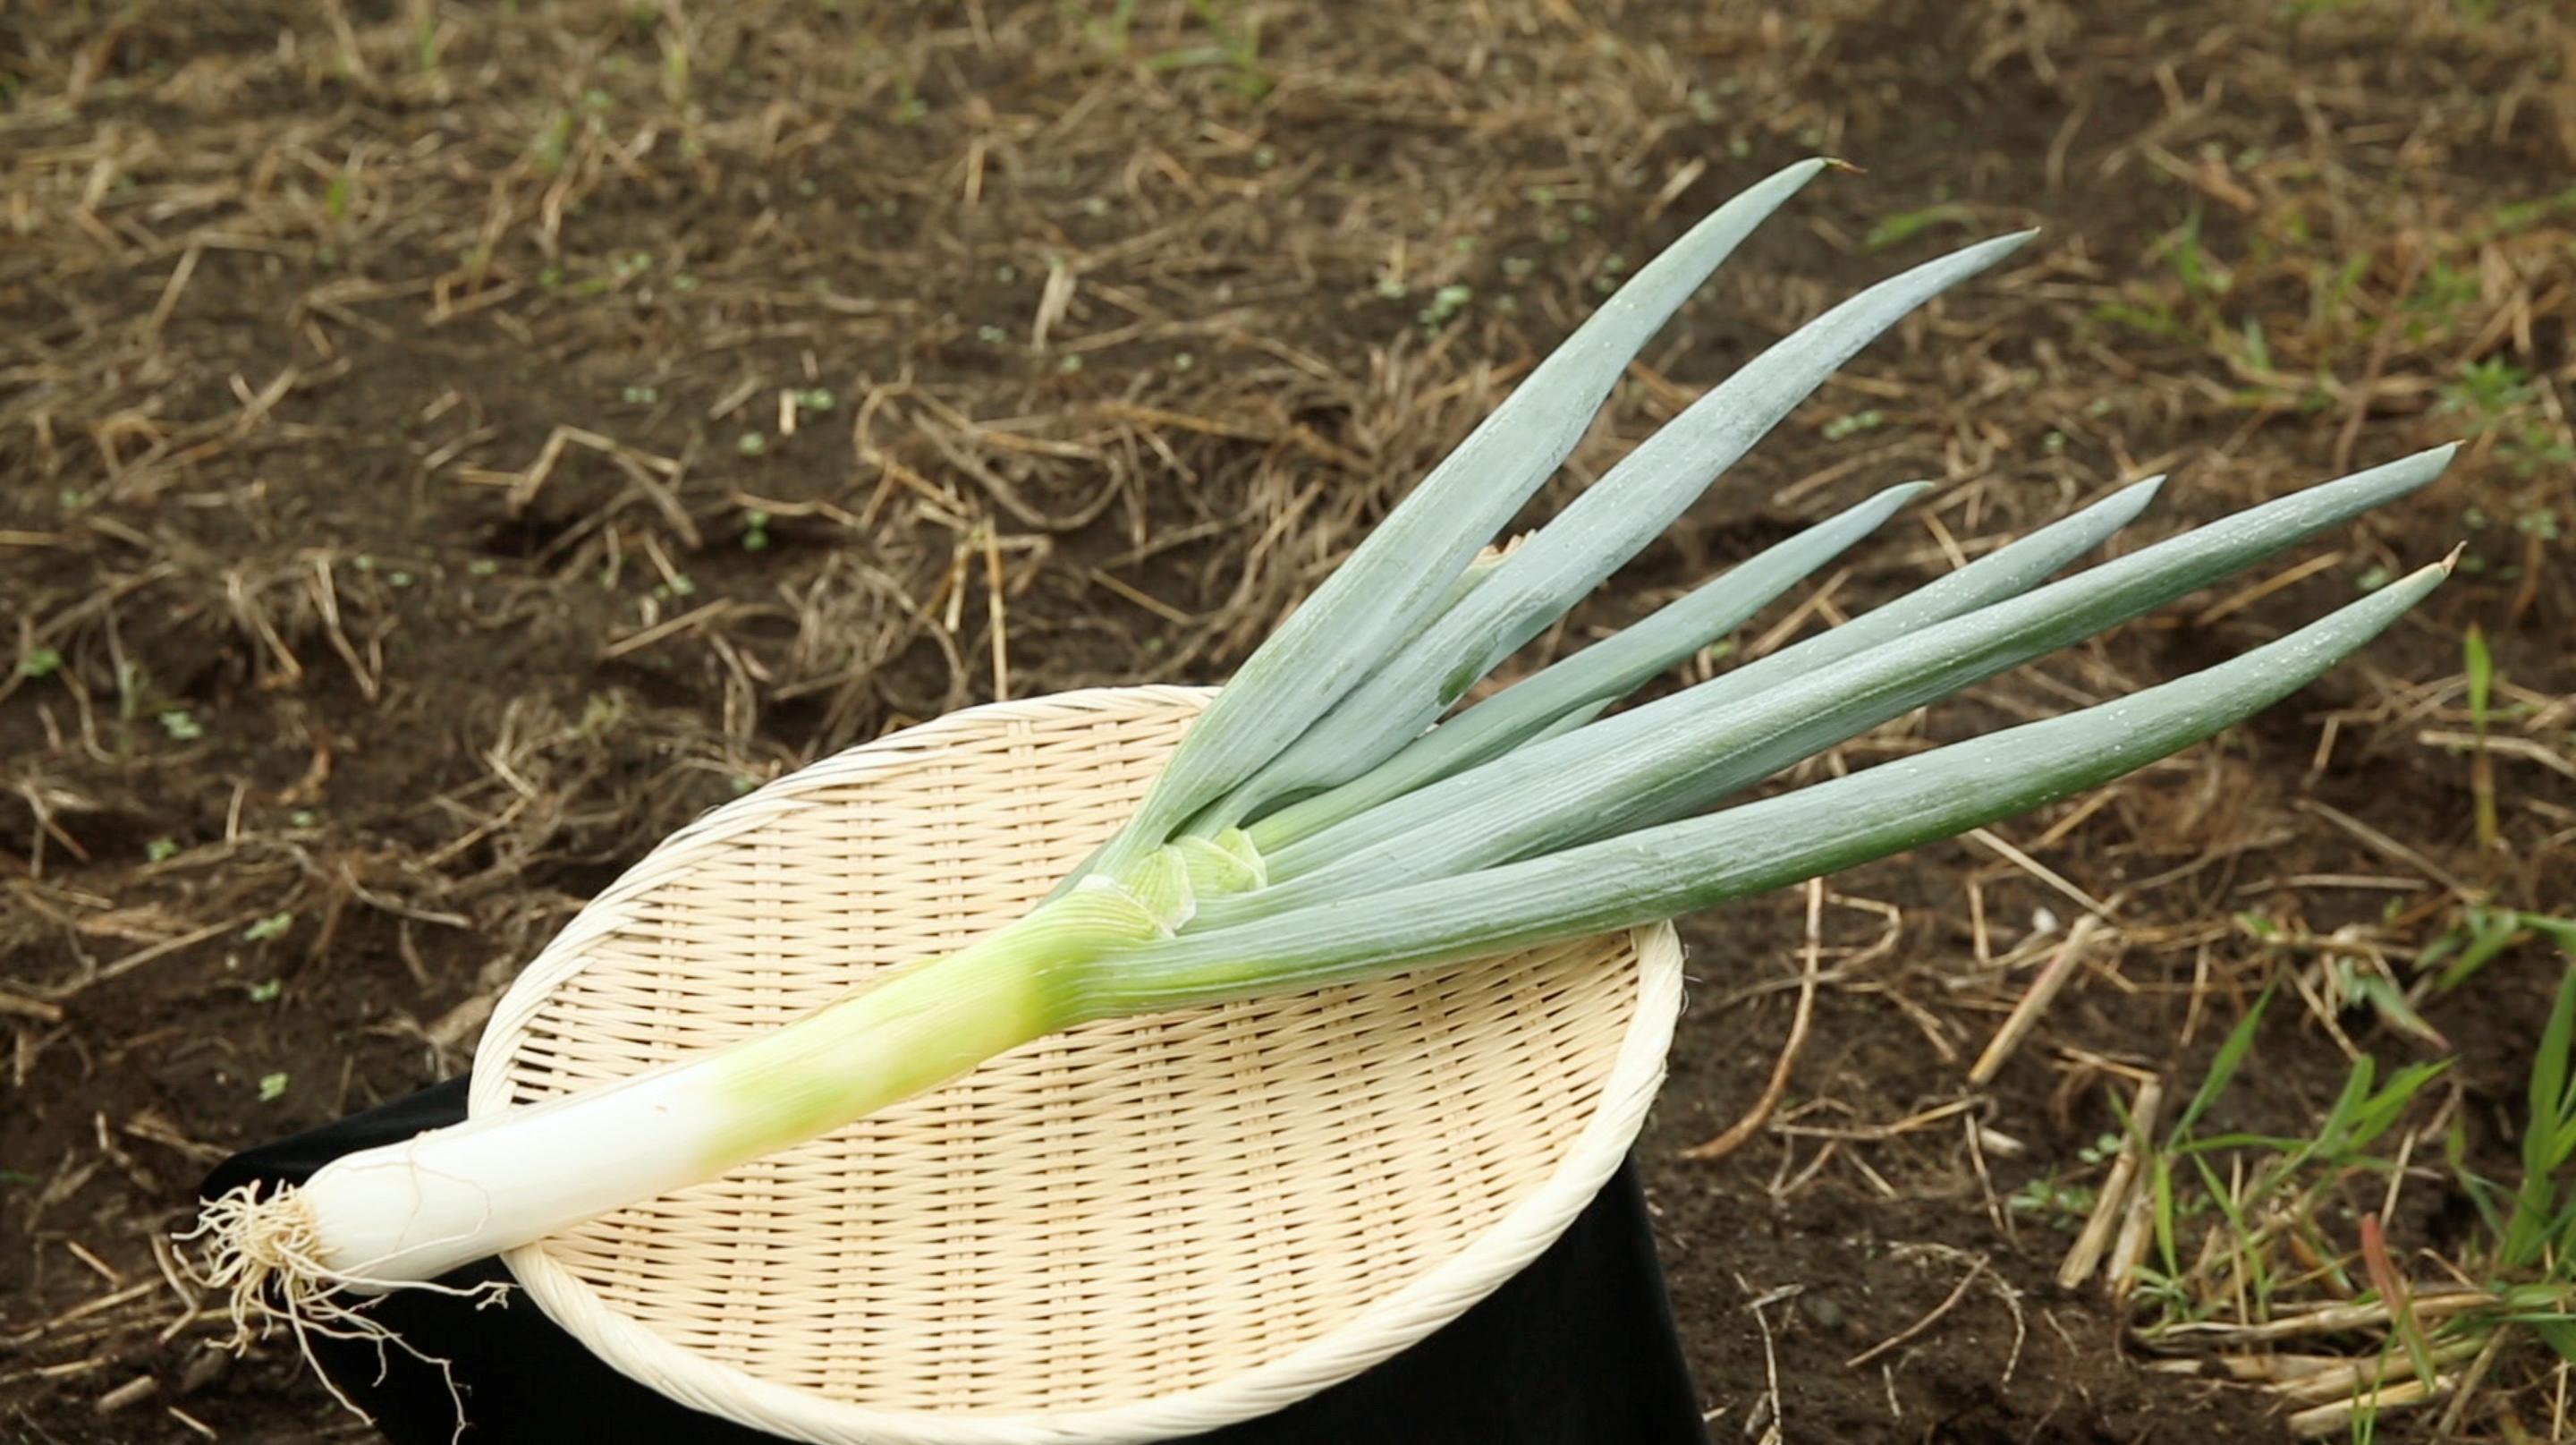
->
[2381,441,2463,493]
[1943,228,2042,275]
[1729,156,1834,200]
[2087,472,2166,531]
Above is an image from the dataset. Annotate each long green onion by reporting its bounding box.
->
[195,166,2455,1322]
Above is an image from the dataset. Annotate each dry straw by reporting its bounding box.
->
[472,685,1683,1444]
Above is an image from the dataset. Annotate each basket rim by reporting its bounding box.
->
[471,684,1684,1445]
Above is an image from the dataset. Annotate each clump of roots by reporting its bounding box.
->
[182,1184,504,1442]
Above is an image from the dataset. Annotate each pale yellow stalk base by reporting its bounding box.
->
[182,837,1280,1397]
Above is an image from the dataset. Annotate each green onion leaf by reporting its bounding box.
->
[1101,559,2450,1013]
[1220,229,2038,820]
[1082,159,1830,877]
[1255,470,2166,859]
[1254,446,2450,903]
[1246,479,1930,847]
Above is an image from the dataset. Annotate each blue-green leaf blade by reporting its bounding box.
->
[1224,229,2037,820]
[1258,471,2166,879]
[1100,561,2450,1011]
[1246,480,1931,849]
[1259,446,2450,901]
[1081,160,1830,876]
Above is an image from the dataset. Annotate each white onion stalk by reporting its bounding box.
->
[193,163,2459,1340]
[240,879,1186,1285]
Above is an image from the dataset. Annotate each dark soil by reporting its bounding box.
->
[5,2,2572,1441]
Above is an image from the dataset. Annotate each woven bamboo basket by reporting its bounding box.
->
[470,684,1685,1445]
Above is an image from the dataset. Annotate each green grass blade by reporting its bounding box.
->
[1217,229,2037,820]
[1092,561,2448,1014]
[1079,159,1830,876]
[2174,986,2275,1141]
[2502,963,2576,1270]
[2175,1131,2310,1156]
[2431,906,2533,992]
[2348,1061,2451,1153]
[2189,1150,2262,1314]
[2254,1058,2371,1202]
[1253,472,2166,879]
[1250,446,2454,906]
[2465,623,2495,731]
[1244,480,1929,850]
[2533,963,2576,1151]
[2150,1152,2180,1279]
[2445,1117,2507,1243]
